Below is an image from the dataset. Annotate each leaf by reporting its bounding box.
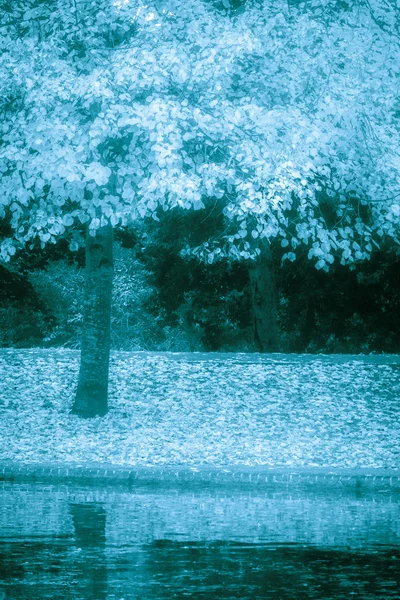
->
[110,214,119,227]
[69,241,79,252]
[315,259,326,270]
[90,218,101,230]
[85,163,112,186]
[63,215,74,226]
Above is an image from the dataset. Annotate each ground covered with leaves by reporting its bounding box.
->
[0,349,399,468]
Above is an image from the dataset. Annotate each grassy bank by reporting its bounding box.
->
[0,349,399,468]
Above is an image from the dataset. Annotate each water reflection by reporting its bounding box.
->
[0,484,399,599]
[144,539,399,599]
[70,503,108,600]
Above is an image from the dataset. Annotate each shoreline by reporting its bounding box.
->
[2,461,400,492]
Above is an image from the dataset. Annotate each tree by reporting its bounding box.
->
[248,246,279,352]
[71,223,114,416]
[1,0,399,415]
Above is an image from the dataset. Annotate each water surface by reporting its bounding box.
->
[0,483,399,599]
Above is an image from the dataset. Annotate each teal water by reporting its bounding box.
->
[0,483,399,599]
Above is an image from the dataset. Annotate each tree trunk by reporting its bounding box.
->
[71,223,114,417]
[248,247,279,352]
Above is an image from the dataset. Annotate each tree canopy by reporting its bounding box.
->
[1,0,399,269]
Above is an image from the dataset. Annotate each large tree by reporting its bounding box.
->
[1,0,399,415]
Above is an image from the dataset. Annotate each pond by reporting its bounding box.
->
[0,482,399,599]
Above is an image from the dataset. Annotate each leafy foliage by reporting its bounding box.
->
[2,224,400,353]
[0,264,54,346]
[1,0,399,268]
[141,208,253,350]
[27,258,85,347]
[24,241,168,349]
[110,243,168,350]
[278,246,400,354]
